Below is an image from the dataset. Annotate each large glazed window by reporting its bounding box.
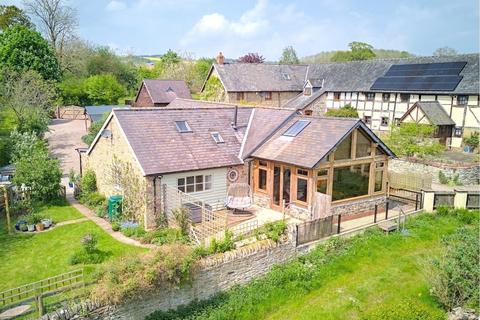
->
[355,131,371,158]
[332,164,370,201]
[334,134,352,160]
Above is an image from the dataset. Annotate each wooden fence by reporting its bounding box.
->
[389,187,423,210]
[433,192,455,209]
[466,193,480,209]
[296,215,336,246]
[388,171,432,191]
[56,106,85,120]
[0,269,84,316]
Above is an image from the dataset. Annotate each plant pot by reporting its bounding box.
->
[36,223,45,232]
[27,224,35,232]
[42,219,52,228]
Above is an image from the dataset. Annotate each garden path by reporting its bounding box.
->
[66,194,155,249]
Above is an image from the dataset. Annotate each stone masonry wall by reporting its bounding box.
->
[106,240,297,319]
[331,195,386,216]
[390,158,480,186]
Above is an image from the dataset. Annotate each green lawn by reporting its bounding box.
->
[148,212,478,320]
[0,203,145,291]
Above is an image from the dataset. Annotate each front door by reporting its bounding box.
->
[272,165,291,210]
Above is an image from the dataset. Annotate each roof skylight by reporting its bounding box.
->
[282,73,291,80]
[211,132,224,144]
[175,121,192,133]
[283,120,310,137]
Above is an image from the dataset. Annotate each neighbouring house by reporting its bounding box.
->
[134,79,192,107]
[0,164,14,183]
[84,99,395,229]
[205,54,479,148]
[201,53,308,107]
[84,105,128,128]
[399,101,456,145]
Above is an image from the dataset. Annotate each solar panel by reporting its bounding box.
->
[371,61,466,92]
[371,76,462,91]
[385,62,466,77]
[283,120,310,137]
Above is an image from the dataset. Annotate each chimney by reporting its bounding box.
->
[216,52,225,64]
[232,105,238,130]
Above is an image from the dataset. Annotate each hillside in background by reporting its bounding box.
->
[301,49,415,64]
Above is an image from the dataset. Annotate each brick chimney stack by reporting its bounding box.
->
[216,52,225,64]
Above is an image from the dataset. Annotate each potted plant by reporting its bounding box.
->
[42,218,53,229]
[26,214,36,232]
[33,214,45,231]
[68,169,76,188]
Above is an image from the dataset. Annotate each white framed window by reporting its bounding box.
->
[177,174,212,193]
[365,92,375,101]
[175,121,192,133]
[211,132,224,144]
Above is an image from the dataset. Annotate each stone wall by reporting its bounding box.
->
[331,195,386,216]
[134,84,154,107]
[389,158,480,186]
[106,240,297,319]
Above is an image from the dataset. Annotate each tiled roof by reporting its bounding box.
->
[211,63,308,92]
[404,101,456,125]
[305,54,479,95]
[114,106,252,176]
[252,116,395,168]
[142,79,192,104]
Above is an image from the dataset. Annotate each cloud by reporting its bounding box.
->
[106,0,127,12]
[182,0,269,44]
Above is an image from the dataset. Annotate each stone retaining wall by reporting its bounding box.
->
[331,195,386,216]
[390,158,480,186]
[105,239,297,319]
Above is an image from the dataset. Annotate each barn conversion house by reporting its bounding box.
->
[84,99,395,229]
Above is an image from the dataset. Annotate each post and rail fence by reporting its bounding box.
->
[0,269,85,317]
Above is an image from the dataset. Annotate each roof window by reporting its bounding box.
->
[282,73,291,80]
[283,120,310,137]
[211,132,224,144]
[175,121,192,133]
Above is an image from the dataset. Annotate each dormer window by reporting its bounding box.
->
[211,132,224,143]
[304,86,312,96]
[166,87,174,92]
[175,121,192,133]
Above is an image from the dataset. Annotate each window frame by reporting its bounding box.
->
[177,174,212,193]
[457,95,468,106]
[211,132,224,144]
[264,91,272,100]
[399,93,410,103]
[365,92,375,101]
[236,92,244,101]
[363,115,372,125]
[333,92,341,101]
[175,120,192,133]
[382,93,390,102]
[380,116,389,127]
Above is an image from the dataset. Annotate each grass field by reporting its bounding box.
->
[148,211,479,320]
[0,203,145,290]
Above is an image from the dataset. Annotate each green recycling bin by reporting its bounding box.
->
[108,195,123,220]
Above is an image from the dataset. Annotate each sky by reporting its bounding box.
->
[6,0,480,59]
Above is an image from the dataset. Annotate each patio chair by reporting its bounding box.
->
[225,183,253,212]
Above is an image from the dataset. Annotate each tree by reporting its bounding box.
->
[331,41,376,62]
[325,104,359,118]
[433,46,458,57]
[279,46,299,64]
[0,26,60,80]
[23,0,78,57]
[11,130,62,201]
[384,123,444,157]
[200,76,225,102]
[160,49,181,66]
[83,74,125,105]
[238,52,265,63]
[0,70,56,135]
[0,5,34,30]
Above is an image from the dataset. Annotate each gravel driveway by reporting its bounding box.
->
[46,119,88,177]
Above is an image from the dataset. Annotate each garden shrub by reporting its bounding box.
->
[81,169,97,194]
[141,228,189,245]
[69,233,107,265]
[436,205,452,216]
[111,221,121,232]
[254,220,288,243]
[172,207,189,236]
[428,226,480,311]
[91,244,197,304]
[361,298,445,320]
[438,171,449,184]
[324,104,358,118]
[121,225,146,238]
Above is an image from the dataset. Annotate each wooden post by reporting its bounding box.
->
[415,193,419,211]
[35,293,44,316]
[2,186,12,234]
[385,201,389,220]
[336,214,342,234]
[374,204,377,223]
